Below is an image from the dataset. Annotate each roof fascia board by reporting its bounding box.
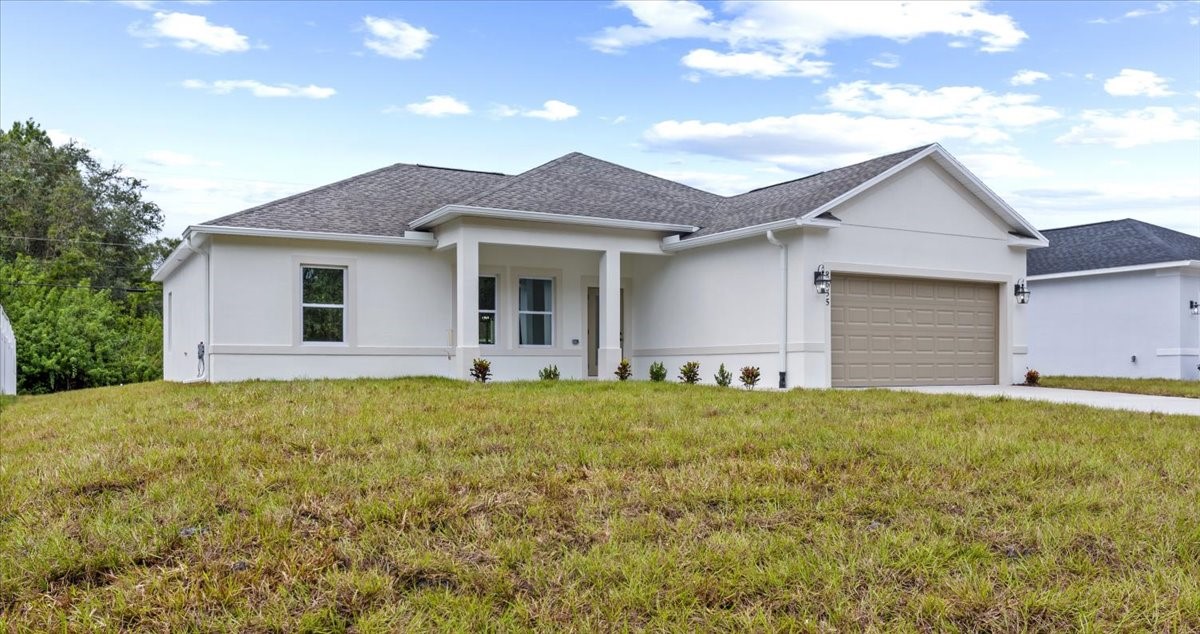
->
[411,204,699,234]
[1008,235,1047,249]
[1027,260,1200,281]
[662,215,843,252]
[798,144,1049,247]
[190,224,438,246]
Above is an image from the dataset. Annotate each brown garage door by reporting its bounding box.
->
[831,274,998,387]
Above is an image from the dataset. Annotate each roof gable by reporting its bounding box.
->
[458,152,721,227]
[1028,219,1200,276]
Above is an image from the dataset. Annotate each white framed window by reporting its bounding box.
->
[301,265,346,343]
[518,277,553,346]
[479,275,497,346]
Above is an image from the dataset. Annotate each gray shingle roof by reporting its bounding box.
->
[200,145,941,238]
[1028,219,1200,276]
[697,145,931,236]
[204,164,511,236]
[460,152,721,227]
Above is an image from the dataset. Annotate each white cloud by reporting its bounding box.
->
[399,95,471,117]
[130,11,250,54]
[1103,68,1175,97]
[1010,69,1050,86]
[47,129,83,147]
[643,113,1004,170]
[1089,1,1175,24]
[590,1,1026,79]
[495,100,580,121]
[362,16,434,60]
[1056,107,1200,148]
[957,149,1052,179]
[823,81,1061,128]
[869,53,901,69]
[182,79,336,99]
[143,150,220,167]
[600,115,628,124]
[1009,180,1200,236]
[681,49,831,78]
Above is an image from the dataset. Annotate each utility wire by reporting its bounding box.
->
[0,282,150,292]
[0,234,155,248]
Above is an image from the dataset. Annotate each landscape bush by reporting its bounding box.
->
[538,364,560,381]
[614,358,632,381]
[648,361,667,382]
[1025,368,1041,386]
[714,363,733,387]
[740,365,761,389]
[470,358,492,383]
[678,361,701,384]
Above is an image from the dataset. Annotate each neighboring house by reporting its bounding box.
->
[0,305,14,395]
[1026,219,1200,380]
[152,143,1047,388]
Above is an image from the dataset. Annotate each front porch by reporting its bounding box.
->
[436,218,668,381]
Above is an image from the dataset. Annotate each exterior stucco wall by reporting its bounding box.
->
[792,158,1030,387]
[162,248,209,382]
[205,235,454,382]
[1027,268,1200,380]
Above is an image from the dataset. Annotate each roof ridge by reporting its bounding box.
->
[1040,218,1126,232]
[729,143,934,198]
[1127,218,1193,259]
[564,152,725,200]
[456,153,580,207]
[414,164,507,177]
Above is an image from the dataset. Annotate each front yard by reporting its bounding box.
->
[1039,375,1200,399]
[1,379,1197,631]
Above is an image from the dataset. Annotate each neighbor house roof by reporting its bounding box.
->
[1028,219,1200,276]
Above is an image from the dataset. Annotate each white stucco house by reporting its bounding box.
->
[152,143,1048,388]
[1026,219,1200,380]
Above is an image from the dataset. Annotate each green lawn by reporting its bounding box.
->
[2,379,1198,632]
[1039,375,1200,399]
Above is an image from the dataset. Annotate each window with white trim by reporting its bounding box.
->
[301,266,345,343]
[478,275,497,345]
[518,277,553,346]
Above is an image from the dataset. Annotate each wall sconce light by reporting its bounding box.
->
[1190,300,1199,316]
[814,265,831,295]
[1014,278,1030,305]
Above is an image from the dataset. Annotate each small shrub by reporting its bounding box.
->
[614,359,632,381]
[539,364,560,381]
[469,358,492,383]
[714,363,733,387]
[649,361,667,382]
[678,361,701,385]
[1024,368,1040,386]
[739,366,761,389]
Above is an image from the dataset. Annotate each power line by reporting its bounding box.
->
[0,282,151,293]
[0,234,154,248]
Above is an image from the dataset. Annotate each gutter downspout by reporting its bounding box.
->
[765,230,787,389]
[185,232,211,382]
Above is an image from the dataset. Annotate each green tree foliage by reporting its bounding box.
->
[0,119,169,393]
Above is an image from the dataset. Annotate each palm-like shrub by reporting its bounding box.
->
[678,361,701,385]
[614,359,632,381]
[470,358,492,383]
[739,366,761,389]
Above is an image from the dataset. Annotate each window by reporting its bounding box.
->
[518,277,553,346]
[301,266,345,343]
[479,275,497,345]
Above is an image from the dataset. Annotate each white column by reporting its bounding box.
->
[455,237,480,379]
[598,249,622,379]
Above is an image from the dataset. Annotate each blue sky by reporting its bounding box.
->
[2,0,1198,237]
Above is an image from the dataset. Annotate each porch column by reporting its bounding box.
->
[598,249,622,379]
[455,237,480,379]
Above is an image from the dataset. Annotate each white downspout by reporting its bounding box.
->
[185,232,211,382]
[765,230,788,388]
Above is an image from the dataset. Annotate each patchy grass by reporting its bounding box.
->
[1,379,1198,631]
[1039,375,1200,399]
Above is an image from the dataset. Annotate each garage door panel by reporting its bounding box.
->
[831,274,998,387]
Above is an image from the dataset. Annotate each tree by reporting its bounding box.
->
[0,119,166,393]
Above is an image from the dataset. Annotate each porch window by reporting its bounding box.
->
[518,277,553,346]
[479,275,497,345]
[301,266,345,343]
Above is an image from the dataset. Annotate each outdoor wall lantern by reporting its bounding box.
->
[1014,279,1030,304]
[814,265,831,295]
[1190,300,1199,316]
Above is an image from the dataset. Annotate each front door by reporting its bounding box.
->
[587,287,624,377]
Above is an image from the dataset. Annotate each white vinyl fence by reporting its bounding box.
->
[0,305,15,395]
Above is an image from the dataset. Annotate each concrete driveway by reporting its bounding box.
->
[891,384,1200,416]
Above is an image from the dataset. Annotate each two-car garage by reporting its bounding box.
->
[829,274,999,388]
